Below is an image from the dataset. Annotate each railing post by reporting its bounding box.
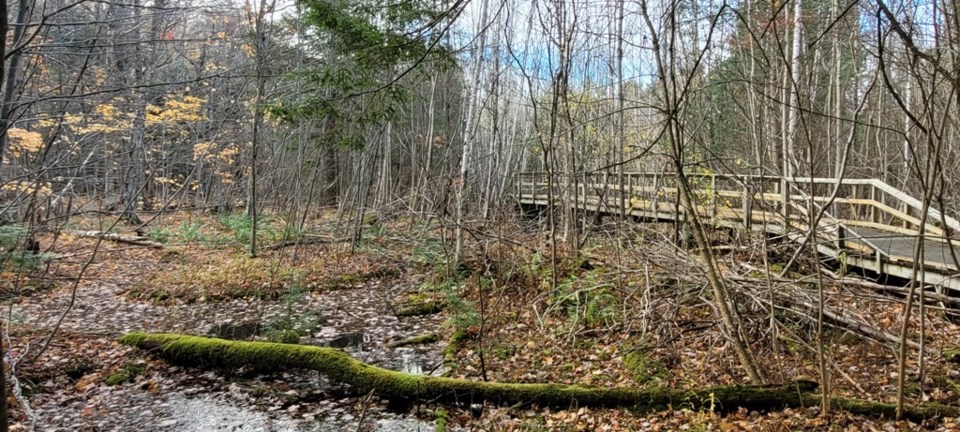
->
[850,185,857,220]
[601,171,609,213]
[516,173,520,200]
[837,224,846,250]
[743,181,752,230]
[711,175,718,219]
[869,184,877,223]
[530,173,535,200]
[651,173,658,217]
[528,173,533,199]
[518,173,523,199]
[581,171,587,211]
[781,177,790,221]
[901,202,909,229]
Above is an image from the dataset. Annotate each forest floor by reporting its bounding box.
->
[3,211,960,431]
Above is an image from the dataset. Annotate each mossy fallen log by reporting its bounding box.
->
[386,333,439,348]
[395,301,444,317]
[119,333,958,420]
[808,396,960,423]
[119,333,812,411]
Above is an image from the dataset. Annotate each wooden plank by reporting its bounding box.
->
[868,178,960,233]
[517,175,960,290]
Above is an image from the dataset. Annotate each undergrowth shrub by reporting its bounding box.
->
[147,226,174,243]
[218,212,282,246]
[0,224,53,271]
[551,269,621,329]
[177,221,206,243]
[263,279,318,344]
[445,282,480,334]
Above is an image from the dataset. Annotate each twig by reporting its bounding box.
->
[355,388,376,432]
[263,235,350,251]
[67,230,164,248]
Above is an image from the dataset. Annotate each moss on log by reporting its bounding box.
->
[386,333,439,348]
[119,333,813,412]
[119,333,959,420]
[802,396,960,423]
[395,301,444,317]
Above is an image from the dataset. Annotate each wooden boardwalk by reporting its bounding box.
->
[516,172,960,294]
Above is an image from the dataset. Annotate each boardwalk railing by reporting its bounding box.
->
[516,171,960,293]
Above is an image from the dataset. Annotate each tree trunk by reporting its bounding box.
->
[454,0,490,262]
[0,0,9,427]
[0,0,30,178]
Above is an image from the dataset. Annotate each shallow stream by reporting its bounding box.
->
[19,278,449,431]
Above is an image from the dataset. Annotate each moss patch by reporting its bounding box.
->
[396,300,445,317]
[622,349,669,385]
[265,328,301,344]
[104,363,146,386]
[434,408,448,432]
[943,347,960,364]
[387,333,439,348]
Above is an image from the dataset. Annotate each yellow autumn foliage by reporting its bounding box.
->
[96,103,118,121]
[59,107,130,136]
[153,176,182,187]
[1,181,52,197]
[194,141,239,165]
[194,141,241,185]
[6,128,43,158]
[240,43,255,58]
[147,95,207,124]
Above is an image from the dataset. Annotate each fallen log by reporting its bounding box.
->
[386,333,439,348]
[68,230,164,248]
[263,236,351,251]
[395,300,445,317]
[120,333,813,411]
[119,333,959,420]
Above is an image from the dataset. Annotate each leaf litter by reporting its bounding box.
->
[8,233,448,431]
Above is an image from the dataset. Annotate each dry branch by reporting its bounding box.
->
[263,236,351,251]
[67,230,164,248]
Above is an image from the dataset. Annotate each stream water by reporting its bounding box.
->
[176,283,449,431]
[19,279,450,431]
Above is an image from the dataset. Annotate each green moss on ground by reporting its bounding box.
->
[434,408,448,432]
[265,328,301,344]
[104,363,146,386]
[943,347,960,364]
[622,349,669,385]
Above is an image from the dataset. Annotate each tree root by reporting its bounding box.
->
[119,333,959,420]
